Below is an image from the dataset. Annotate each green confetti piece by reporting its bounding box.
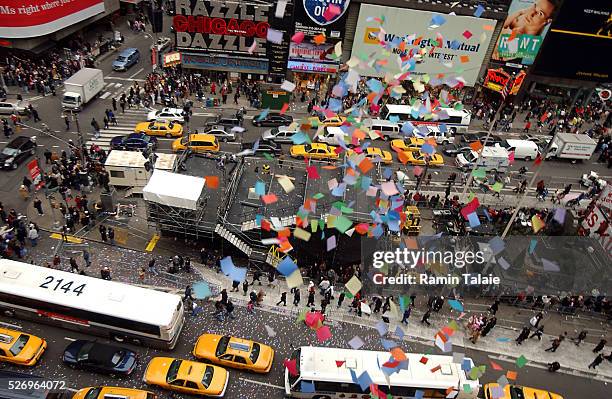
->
[472,168,486,178]
[263,152,274,160]
[463,384,472,393]
[454,102,464,111]
[344,291,354,299]
[312,193,325,200]
[516,355,528,368]
[491,182,504,192]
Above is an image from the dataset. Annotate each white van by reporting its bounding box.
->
[315,126,350,146]
[498,139,539,161]
[364,119,401,140]
[418,125,452,145]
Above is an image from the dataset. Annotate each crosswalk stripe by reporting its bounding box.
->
[99,92,111,99]
[114,83,122,88]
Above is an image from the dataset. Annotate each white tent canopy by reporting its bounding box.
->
[143,170,205,210]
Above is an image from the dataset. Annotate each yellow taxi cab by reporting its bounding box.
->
[193,334,274,374]
[172,134,220,153]
[0,327,47,366]
[484,383,564,399]
[143,357,228,398]
[390,137,425,152]
[402,150,444,166]
[134,121,183,138]
[308,114,346,127]
[290,143,339,160]
[72,386,157,399]
[347,147,393,164]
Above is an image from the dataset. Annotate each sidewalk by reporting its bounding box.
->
[194,263,612,382]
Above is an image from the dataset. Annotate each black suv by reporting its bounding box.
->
[0,136,36,170]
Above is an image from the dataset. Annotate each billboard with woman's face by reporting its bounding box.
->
[491,0,559,65]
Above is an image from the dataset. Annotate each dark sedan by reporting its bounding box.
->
[110,133,158,151]
[0,136,36,170]
[443,144,472,156]
[252,112,293,127]
[62,340,137,376]
[461,132,501,146]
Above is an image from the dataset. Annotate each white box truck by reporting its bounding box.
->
[62,68,104,111]
[545,132,596,162]
[456,146,510,173]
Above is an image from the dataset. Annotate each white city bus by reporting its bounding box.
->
[285,346,480,399]
[0,259,184,349]
[381,104,471,133]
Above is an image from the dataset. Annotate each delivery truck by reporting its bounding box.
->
[62,68,104,111]
[456,146,510,173]
[545,132,596,162]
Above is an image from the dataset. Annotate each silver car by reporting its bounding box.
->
[261,125,299,143]
[204,125,235,142]
[0,99,31,115]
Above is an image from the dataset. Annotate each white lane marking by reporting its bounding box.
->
[99,92,111,100]
[105,76,146,82]
[0,321,22,329]
[128,67,144,80]
[64,337,76,341]
[239,378,284,390]
[114,83,122,88]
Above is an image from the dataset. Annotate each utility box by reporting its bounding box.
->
[104,150,150,191]
[260,84,291,110]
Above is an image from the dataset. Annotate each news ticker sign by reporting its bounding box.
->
[173,0,269,57]
[0,0,104,38]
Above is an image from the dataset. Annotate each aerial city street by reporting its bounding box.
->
[0,0,611,398]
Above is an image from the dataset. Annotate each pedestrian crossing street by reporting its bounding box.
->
[99,81,125,100]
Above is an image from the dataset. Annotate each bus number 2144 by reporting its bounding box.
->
[39,276,86,296]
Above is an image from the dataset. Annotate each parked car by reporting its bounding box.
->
[0,99,31,115]
[0,327,47,366]
[111,133,158,151]
[204,126,235,142]
[461,132,502,146]
[151,37,172,52]
[261,125,299,143]
[0,136,36,170]
[241,139,282,155]
[252,112,293,127]
[203,115,242,131]
[62,340,137,376]
[112,48,140,71]
[147,108,185,123]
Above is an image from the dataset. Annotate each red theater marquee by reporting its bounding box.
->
[0,0,104,38]
[174,0,269,56]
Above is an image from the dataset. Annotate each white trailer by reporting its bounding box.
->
[456,146,510,173]
[546,132,596,162]
[62,68,104,111]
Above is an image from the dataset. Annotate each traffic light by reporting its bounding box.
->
[151,9,164,33]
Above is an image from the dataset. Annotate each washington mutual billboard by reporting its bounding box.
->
[351,4,497,86]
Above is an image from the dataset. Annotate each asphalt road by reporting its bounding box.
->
[1,302,608,398]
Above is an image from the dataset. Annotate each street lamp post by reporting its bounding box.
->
[70,110,85,165]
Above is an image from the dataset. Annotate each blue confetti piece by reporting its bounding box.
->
[290,131,310,145]
[277,257,298,276]
[421,143,435,155]
[474,4,485,17]
[401,121,415,135]
[301,381,315,393]
[382,167,393,179]
[462,359,472,371]
[389,115,400,124]
[448,299,464,312]
[467,212,480,228]
[256,108,269,121]
[415,389,424,399]
[228,266,247,283]
[220,256,234,275]
[255,181,266,196]
[439,123,447,133]
[381,339,398,350]
[431,14,446,26]
[357,371,373,391]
